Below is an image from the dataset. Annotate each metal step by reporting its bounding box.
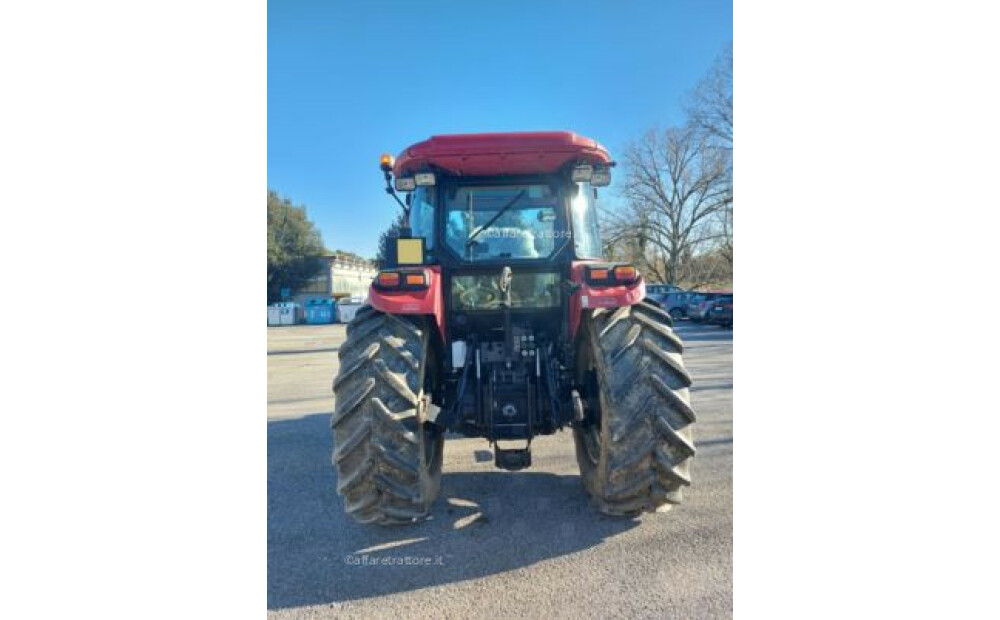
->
[494,446,531,471]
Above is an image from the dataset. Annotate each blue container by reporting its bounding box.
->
[304,299,334,324]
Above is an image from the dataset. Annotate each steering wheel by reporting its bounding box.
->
[459,284,504,309]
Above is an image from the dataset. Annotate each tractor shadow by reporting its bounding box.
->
[268,413,640,610]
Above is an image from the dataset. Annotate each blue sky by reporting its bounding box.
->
[268,0,732,258]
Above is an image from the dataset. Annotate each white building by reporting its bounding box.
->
[293,253,376,304]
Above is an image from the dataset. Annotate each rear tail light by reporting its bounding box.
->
[588,268,609,281]
[375,270,428,290]
[585,264,639,286]
[377,271,400,287]
[613,265,637,283]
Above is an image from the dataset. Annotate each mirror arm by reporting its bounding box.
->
[383,169,410,223]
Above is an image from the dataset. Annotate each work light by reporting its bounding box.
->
[395,177,416,191]
[414,172,436,186]
[590,167,611,187]
[571,164,593,182]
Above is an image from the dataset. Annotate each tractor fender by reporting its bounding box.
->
[568,261,646,339]
[368,265,446,343]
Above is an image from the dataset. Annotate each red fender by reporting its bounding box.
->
[568,261,647,339]
[368,266,446,342]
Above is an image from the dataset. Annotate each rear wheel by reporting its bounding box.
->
[331,307,444,525]
[573,301,696,515]
[669,307,684,321]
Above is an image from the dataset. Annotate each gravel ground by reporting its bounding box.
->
[268,320,732,619]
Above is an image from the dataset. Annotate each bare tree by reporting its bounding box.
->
[602,203,668,283]
[602,42,734,284]
[686,42,733,149]
[617,125,731,285]
[676,248,731,290]
[686,43,733,267]
[716,198,733,267]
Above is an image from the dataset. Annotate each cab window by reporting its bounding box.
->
[410,186,436,250]
[444,184,563,261]
[570,182,603,259]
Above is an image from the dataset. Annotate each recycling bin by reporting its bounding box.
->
[267,305,282,326]
[305,299,334,324]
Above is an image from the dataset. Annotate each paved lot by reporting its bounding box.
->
[268,320,732,619]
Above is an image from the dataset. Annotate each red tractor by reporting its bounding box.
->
[332,132,696,524]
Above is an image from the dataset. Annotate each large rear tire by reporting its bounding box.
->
[331,307,444,525]
[573,301,696,515]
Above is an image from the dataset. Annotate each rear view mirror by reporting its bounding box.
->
[537,210,556,222]
[470,241,490,255]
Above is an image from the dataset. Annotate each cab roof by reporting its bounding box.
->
[393,131,612,178]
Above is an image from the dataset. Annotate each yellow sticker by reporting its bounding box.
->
[397,238,424,264]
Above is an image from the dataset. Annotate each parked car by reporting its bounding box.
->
[646,283,680,298]
[689,291,732,322]
[645,284,692,318]
[706,295,733,328]
[686,294,706,320]
[662,290,693,320]
[647,290,693,320]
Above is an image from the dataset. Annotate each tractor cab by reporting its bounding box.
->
[381,132,610,265]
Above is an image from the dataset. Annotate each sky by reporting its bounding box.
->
[268,0,732,258]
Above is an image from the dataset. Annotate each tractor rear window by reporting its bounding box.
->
[451,272,561,311]
[443,185,565,261]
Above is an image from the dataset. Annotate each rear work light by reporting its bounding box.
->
[571,163,593,182]
[590,167,611,187]
[414,172,436,186]
[395,177,416,191]
[585,264,639,286]
[572,163,611,186]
